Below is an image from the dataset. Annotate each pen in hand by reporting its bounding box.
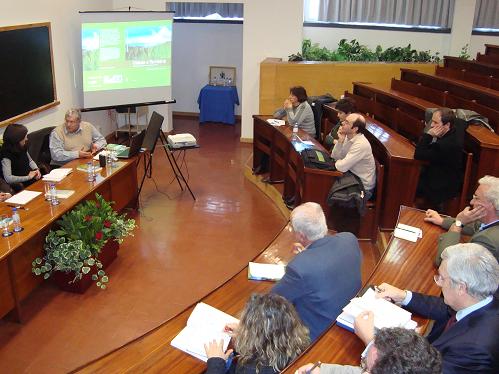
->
[307,361,321,373]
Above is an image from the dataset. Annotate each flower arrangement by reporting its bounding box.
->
[32,193,136,289]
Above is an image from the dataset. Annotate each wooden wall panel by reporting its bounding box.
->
[259,59,437,114]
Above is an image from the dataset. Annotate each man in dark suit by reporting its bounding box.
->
[414,107,464,209]
[271,202,362,341]
[372,243,499,373]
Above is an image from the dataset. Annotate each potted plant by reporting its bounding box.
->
[32,193,136,292]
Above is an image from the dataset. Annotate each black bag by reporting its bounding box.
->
[301,149,336,170]
[327,171,367,215]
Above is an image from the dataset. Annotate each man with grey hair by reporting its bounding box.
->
[50,108,107,166]
[370,243,499,373]
[272,202,362,341]
[425,175,499,265]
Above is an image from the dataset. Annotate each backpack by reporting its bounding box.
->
[327,171,367,215]
[301,148,336,170]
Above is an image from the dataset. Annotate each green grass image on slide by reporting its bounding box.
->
[83,66,171,91]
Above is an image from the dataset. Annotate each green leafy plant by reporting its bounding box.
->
[295,39,441,63]
[32,193,136,289]
[459,44,470,60]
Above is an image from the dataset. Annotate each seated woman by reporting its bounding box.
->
[1,124,41,191]
[323,97,357,151]
[274,86,316,137]
[205,293,310,374]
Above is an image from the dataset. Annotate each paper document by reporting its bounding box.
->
[170,302,239,362]
[248,262,286,281]
[394,223,422,242]
[337,288,417,332]
[42,168,73,182]
[45,190,75,199]
[267,119,285,127]
[5,190,42,205]
[76,164,102,173]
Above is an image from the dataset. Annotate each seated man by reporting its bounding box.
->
[372,243,499,373]
[297,326,442,374]
[425,175,499,264]
[271,202,361,341]
[414,108,464,209]
[330,113,376,198]
[50,108,107,166]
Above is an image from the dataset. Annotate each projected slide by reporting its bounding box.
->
[82,20,172,92]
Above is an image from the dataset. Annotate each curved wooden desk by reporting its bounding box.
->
[0,158,138,321]
[77,206,438,373]
[284,206,443,372]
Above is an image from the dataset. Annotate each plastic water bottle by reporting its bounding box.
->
[86,161,95,182]
[49,183,59,206]
[11,208,22,232]
[293,123,299,134]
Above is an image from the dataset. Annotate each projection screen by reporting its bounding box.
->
[80,11,173,109]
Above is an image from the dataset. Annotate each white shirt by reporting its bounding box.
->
[331,133,376,191]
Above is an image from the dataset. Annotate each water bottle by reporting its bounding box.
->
[86,161,95,182]
[293,122,299,134]
[11,208,22,232]
[49,183,59,206]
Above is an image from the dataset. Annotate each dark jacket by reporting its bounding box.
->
[414,127,464,205]
[406,293,499,373]
[206,357,278,374]
[271,233,362,341]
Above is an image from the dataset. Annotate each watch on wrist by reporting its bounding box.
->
[454,220,463,228]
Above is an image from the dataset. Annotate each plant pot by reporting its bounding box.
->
[97,239,119,269]
[53,239,119,294]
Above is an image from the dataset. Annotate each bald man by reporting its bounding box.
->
[331,113,376,198]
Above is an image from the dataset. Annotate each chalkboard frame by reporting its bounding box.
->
[0,22,60,127]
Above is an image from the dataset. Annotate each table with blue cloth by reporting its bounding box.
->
[197,85,239,125]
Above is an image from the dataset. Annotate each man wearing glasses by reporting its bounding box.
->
[424,175,499,265]
[371,243,499,373]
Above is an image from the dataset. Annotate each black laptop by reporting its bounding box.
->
[116,130,146,158]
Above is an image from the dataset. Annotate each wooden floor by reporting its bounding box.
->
[0,118,380,373]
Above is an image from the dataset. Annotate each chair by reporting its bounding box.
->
[27,126,55,174]
[358,160,384,242]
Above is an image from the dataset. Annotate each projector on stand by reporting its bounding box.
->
[167,133,197,148]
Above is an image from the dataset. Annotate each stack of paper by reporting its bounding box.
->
[393,223,422,242]
[5,190,42,205]
[248,262,286,281]
[42,168,73,182]
[267,119,285,127]
[336,288,417,332]
[171,302,239,362]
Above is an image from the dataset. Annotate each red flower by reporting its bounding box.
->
[95,203,101,209]
[103,220,112,228]
[95,231,103,240]
[84,215,92,222]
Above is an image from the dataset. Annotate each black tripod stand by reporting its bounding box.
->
[137,111,196,200]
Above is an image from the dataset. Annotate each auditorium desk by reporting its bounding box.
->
[77,206,440,373]
[322,105,420,230]
[253,115,342,217]
[283,206,443,372]
[0,158,138,321]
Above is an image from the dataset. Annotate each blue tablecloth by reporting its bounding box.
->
[197,85,239,125]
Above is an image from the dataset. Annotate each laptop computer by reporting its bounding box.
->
[116,130,146,159]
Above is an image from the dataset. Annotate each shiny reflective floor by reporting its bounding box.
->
[0,118,379,373]
[0,118,286,373]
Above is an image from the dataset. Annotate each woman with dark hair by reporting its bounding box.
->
[274,86,316,137]
[204,293,310,374]
[324,97,357,151]
[1,124,41,190]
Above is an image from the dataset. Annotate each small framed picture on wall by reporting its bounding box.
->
[209,66,236,86]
